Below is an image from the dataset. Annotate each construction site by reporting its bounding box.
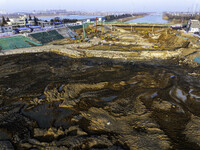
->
[1,22,200,63]
[0,20,200,150]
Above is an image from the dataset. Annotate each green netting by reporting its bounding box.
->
[69,24,89,30]
[30,30,64,44]
[0,36,42,50]
[69,25,83,30]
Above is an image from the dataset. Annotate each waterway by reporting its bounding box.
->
[38,15,102,21]
[126,13,169,24]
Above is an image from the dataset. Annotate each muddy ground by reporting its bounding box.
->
[0,52,200,150]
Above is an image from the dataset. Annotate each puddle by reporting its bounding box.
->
[189,89,200,99]
[151,92,158,99]
[170,87,188,103]
[176,88,187,102]
[38,95,46,99]
[129,81,138,85]
[22,103,74,128]
[194,57,200,64]
[100,96,117,102]
[58,84,65,92]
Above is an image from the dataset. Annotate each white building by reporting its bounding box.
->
[86,17,106,23]
[187,20,200,33]
[8,16,26,27]
[0,26,13,33]
[76,21,83,25]
[98,17,106,22]
[38,21,51,27]
[7,15,35,28]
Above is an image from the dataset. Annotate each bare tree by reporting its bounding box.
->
[1,16,7,26]
[6,17,10,22]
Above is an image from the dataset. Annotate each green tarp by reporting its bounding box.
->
[0,36,41,50]
[30,30,64,44]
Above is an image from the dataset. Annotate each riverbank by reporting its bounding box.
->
[115,14,149,22]
[162,12,200,24]
[162,15,187,23]
[108,14,149,23]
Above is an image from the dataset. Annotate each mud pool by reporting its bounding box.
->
[0,52,200,150]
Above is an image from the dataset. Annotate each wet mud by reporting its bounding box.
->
[0,52,200,150]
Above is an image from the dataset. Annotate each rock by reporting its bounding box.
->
[65,126,87,136]
[34,127,64,139]
[19,143,33,149]
[152,100,172,111]
[55,135,113,149]
[41,146,69,150]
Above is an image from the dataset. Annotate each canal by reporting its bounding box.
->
[126,13,169,24]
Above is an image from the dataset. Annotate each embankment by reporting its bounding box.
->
[109,14,149,23]
[0,43,182,61]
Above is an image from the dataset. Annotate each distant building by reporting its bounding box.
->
[29,26,42,32]
[86,17,106,23]
[16,27,31,33]
[8,15,35,28]
[38,21,51,27]
[87,18,97,23]
[76,21,83,25]
[98,17,106,22]
[0,26,13,33]
[8,16,27,28]
[187,20,200,33]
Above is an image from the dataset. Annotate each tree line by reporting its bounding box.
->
[163,12,200,21]
[50,17,78,24]
[105,14,132,22]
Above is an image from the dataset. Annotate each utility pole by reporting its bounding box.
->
[101,20,103,34]
[152,25,154,35]
[96,17,98,33]
[82,23,86,40]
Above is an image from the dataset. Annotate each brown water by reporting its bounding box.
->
[0,52,200,150]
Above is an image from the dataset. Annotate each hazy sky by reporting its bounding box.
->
[1,0,200,13]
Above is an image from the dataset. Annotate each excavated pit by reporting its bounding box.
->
[0,52,200,150]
